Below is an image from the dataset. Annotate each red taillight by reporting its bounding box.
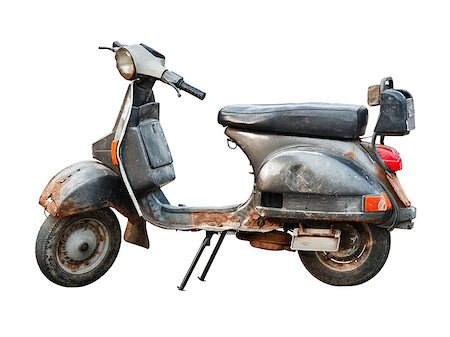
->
[376,145,402,171]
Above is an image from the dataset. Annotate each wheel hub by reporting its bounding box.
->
[316,223,372,272]
[329,225,363,261]
[57,218,110,274]
[79,242,89,252]
[64,227,97,261]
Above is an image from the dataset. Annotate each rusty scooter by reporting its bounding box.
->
[36,41,416,289]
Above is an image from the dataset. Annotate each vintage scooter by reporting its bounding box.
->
[36,41,416,289]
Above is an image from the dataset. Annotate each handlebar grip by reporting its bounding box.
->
[179,81,206,100]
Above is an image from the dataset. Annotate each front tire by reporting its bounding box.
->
[298,223,390,286]
[36,208,121,287]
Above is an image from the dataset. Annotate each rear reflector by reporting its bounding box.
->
[376,145,402,171]
[364,193,392,212]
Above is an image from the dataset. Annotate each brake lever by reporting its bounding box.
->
[167,82,181,97]
[161,70,183,97]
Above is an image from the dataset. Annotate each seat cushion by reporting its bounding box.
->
[218,103,368,139]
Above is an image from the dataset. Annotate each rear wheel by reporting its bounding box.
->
[36,208,121,287]
[298,223,390,286]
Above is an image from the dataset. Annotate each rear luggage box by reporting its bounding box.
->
[375,89,415,136]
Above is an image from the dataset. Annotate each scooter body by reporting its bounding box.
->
[36,42,416,289]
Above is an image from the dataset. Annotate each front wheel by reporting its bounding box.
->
[298,223,390,286]
[36,208,121,287]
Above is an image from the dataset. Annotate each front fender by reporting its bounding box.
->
[39,161,149,248]
[40,161,124,216]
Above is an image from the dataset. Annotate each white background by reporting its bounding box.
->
[1,0,448,336]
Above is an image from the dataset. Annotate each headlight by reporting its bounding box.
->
[115,48,136,80]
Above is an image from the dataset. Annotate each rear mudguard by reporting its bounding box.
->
[255,147,392,224]
[39,161,149,248]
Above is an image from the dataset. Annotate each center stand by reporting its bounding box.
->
[177,231,228,291]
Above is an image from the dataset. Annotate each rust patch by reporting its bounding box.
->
[367,85,380,106]
[374,163,407,207]
[39,182,63,216]
[386,172,411,207]
[250,241,287,251]
[58,200,91,217]
[39,172,80,217]
[236,231,290,244]
[42,196,58,216]
[124,219,150,249]
[191,212,240,227]
[241,210,283,230]
[374,162,390,184]
[344,151,356,160]
[237,231,291,251]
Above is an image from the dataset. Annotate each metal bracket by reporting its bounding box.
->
[227,138,237,149]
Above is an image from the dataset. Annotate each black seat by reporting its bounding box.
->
[218,103,368,139]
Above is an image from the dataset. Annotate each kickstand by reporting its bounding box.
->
[178,231,214,291]
[198,231,227,282]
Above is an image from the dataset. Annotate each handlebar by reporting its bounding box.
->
[108,42,206,100]
[178,81,206,100]
[161,70,206,100]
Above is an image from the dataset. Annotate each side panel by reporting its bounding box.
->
[254,148,387,221]
[256,148,384,196]
[226,128,396,224]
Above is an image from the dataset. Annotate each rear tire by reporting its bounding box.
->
[298,223,390,286]
[36,208,121,287]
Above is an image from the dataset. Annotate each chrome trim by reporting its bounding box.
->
[115,84,143,216]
